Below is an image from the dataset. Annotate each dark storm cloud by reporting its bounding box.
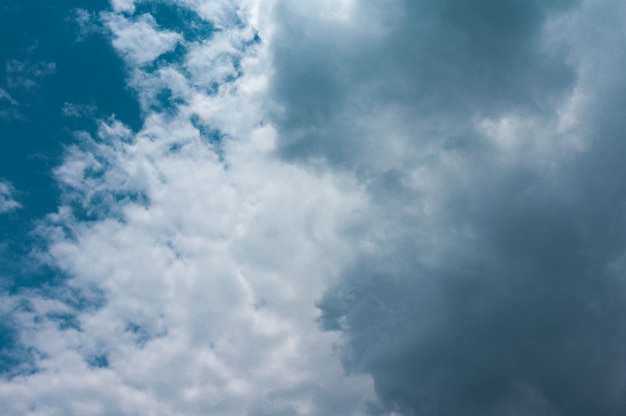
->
[270,0,577,166]
[318,159,626,415]
[270,0,626,415]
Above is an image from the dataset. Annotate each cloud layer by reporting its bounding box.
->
[3,0,626,415]
[277,0,626,414]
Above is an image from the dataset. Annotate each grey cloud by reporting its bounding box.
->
[270,0,577,167]
[269,0,626,415]
[318,162,626,415]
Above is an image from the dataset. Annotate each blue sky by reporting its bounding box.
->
[0,0,140,288]
[2,0,626,415]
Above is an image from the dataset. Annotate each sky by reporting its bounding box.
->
[1,0,626,415]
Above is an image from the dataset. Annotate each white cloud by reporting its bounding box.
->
[103,13,182,66]
[3,118,375,415]
[0,1,378,414]
[72,8,106,41]
[110,0,135,14]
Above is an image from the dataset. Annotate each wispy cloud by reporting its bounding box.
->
[0,181,21,214]
[62,102,97,118]
[0,88,22,120]
[71,8,106,41]
[0,89,18,106]
[5,59,56,90]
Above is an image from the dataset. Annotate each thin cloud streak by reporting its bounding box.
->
[0,181,21,214]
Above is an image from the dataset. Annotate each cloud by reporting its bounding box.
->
[0,88,22,120]
[71,8,106,41]
[0,89,18,106]
[103,12,183,66]
[0,1,377,414]
[4,0,626,415]
[0,180,21,214]
[269,0,578,170]
[111,0,136,14]
[62,102,97,118]
[2,116,374,413]
[267,0,626,414]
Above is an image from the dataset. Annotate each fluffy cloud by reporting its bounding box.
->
[111,0,136,14]
[0,1,376,415]
[103,12,182,66]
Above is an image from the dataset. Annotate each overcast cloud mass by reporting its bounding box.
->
[2,0,626,415]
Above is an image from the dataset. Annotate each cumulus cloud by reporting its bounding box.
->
[103,12,182,66]
[110,0,136,14]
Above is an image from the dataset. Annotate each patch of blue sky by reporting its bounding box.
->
[0,271,106,375]
[86,354,109,369]
[0,0,144,375]
[60,285,107,312]
[45,311,81,331]
[126,2,262,118]
[190,114,226,161]
[142,45,189,114]
[0,318,22,373]
[0,0,252,386]
[0,0,143,292]
[124,322,158,349]
[133,1,215,44]
[151,85,187,114]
